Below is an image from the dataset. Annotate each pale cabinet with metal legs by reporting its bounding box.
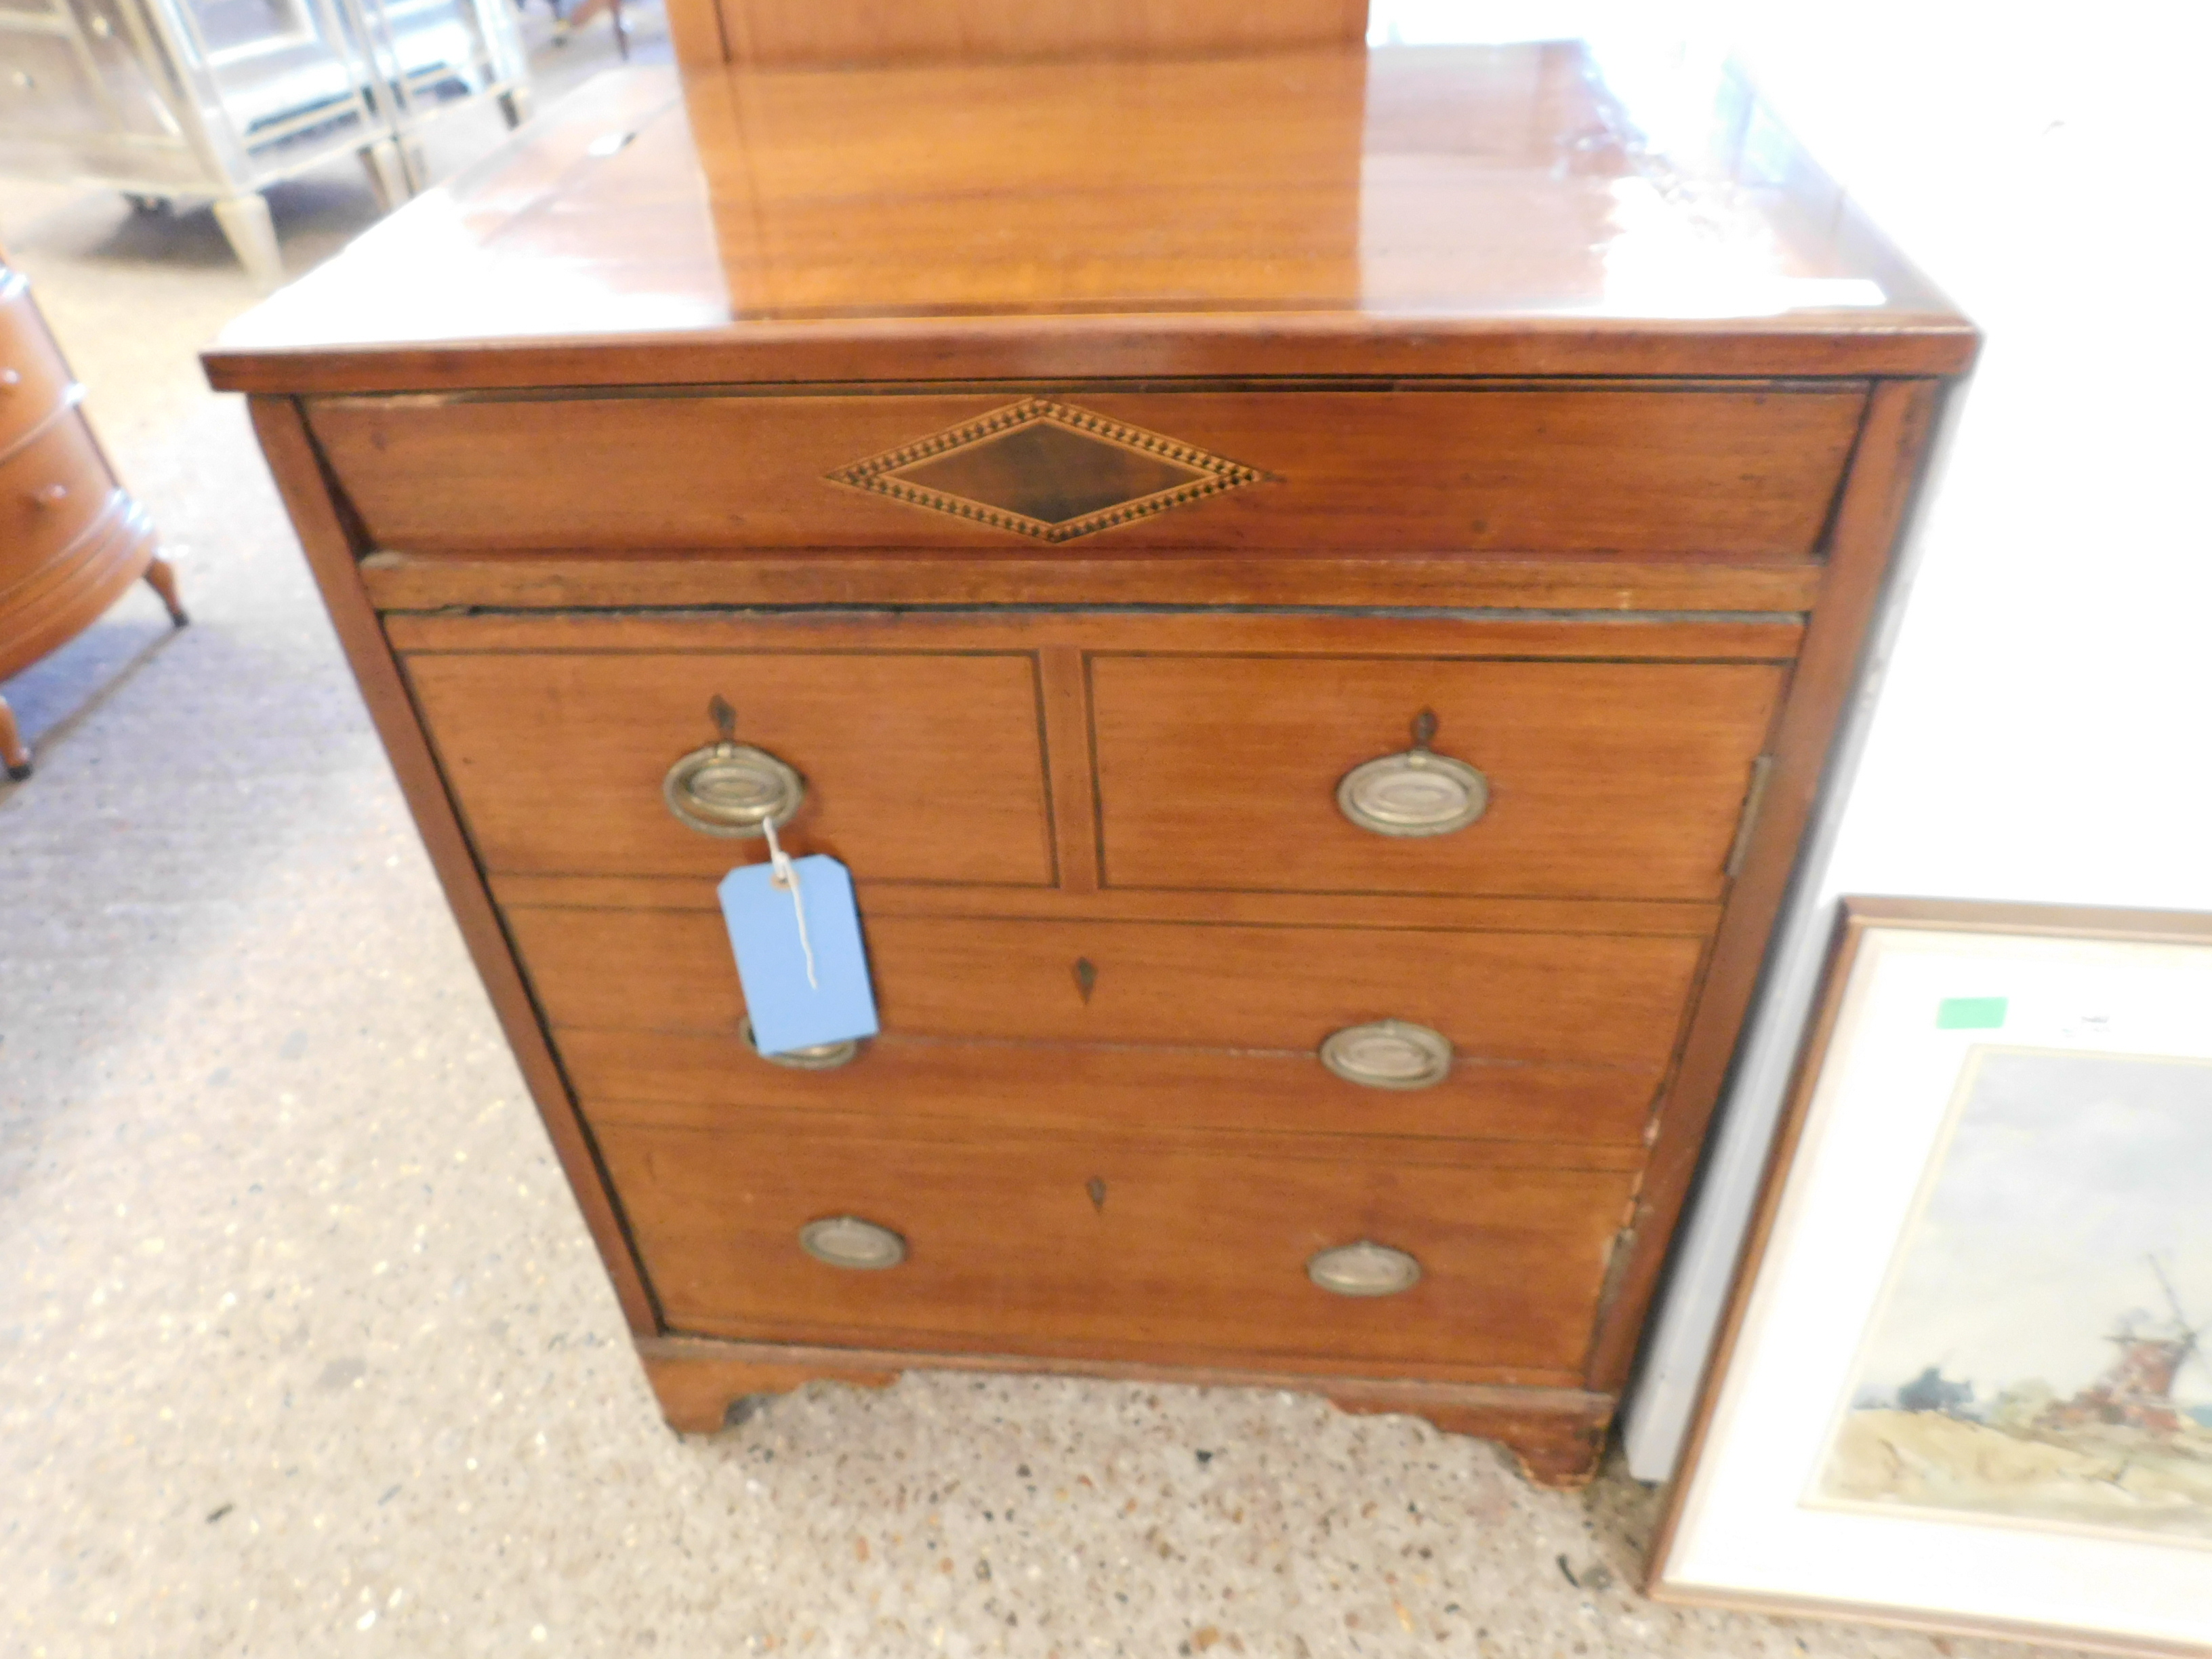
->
[0,0,529,283]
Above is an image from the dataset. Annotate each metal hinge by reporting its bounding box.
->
[1723,754,1777,880]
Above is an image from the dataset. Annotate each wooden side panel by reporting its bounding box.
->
[508,906,1708,1067]
[1092,655,1787,901]
[309,386,1866,557]
[401,649,1057,884]
[598,1112,1631,1378]
[1584,379,1947,1392]
[570,1032,1663,1147]
[243,396,661,1337]
[707,0,1368,66]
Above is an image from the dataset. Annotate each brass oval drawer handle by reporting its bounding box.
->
[799,1215,907,1270]
[663,695,805,837]
[1307,1241,1422,1298]
[663,741,804,836]
[1319,1020,1452,1090]
[1336,709,1487,837]
[741,1015,861,1071]
[29,481,69,509]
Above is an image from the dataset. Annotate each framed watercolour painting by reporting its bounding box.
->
[1650,898,2212,1656]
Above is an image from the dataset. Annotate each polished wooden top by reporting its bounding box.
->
[204,43,1972,393]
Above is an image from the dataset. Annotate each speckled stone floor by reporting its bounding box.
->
[0,21,2104,1659]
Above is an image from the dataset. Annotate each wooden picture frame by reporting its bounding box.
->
[1649,897,2212,1656]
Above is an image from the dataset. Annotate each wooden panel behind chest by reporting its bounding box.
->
[1092,655,1785,899]
[592,1112,1633,1378]
[312,384,1866,555]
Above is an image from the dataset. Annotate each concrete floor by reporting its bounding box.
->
[0,17,2100,1659]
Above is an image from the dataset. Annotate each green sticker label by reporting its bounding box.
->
[1936,996,2008,1030]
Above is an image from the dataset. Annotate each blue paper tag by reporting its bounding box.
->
[718,855,880,1054]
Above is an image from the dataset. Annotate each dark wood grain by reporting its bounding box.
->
[312,385,1865,557]
[508,905,1708,1067]
[599,1110,1633,1378]
[695,0,1367,68]
[1038,644,1101,893]
[1092,655,1786,901]
[570,1033,1664,1148]
[401,646,1056,883]
[201,50,1973,395]
[202,37,1972,1475]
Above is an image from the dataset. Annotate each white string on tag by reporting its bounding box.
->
[760,817,818,989]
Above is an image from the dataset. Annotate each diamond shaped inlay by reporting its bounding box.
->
[826,398,1266,542]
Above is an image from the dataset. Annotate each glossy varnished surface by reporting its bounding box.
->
[205,42,1969,391]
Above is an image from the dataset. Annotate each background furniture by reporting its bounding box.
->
[0,0,531,283]
[204,21,1973,1486]
[1,247,183,779]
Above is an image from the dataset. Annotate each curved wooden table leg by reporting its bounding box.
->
[1,693,28,779]
[143,556,188,627]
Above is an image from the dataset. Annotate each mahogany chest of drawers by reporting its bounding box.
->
[204,42,1973,1486]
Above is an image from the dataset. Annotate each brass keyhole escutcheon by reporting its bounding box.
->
[1073,957,1099,1002]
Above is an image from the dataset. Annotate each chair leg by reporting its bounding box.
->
[212,192,283,289]
[1,693,29,781]
[144,555,188,628]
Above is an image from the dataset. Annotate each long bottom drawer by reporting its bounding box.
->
[594,1109,1632,1383]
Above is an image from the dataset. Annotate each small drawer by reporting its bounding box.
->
[1091,654,1785,901]
[508,906,1705,1070]
[0,412,116,588]
[403,647,1057,885]
[560,1029,1663,1145]
[0,279,75,453]
[312,383,1864,557]
[591,1111,1635,1378]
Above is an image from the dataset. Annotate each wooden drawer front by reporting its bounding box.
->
[510,907,1704,1068]
[0,281,73,453]
[313,385,1864,557]
[0,413,115,589]
[1092,655,1784,900]
[593,1114,1634,1377]
[403,649,1056,884]
[562,1031,1661,1146]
